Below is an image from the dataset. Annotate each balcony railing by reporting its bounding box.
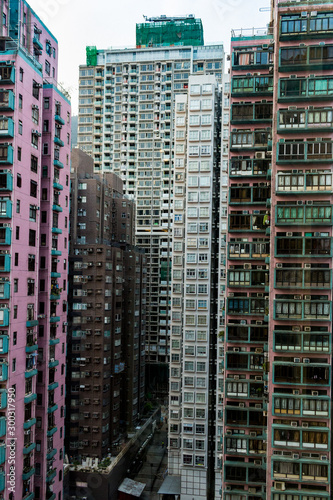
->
[227,324,268,343]
[274,329,331,353]
[227,296,267,315]
[277,140,333,163]
[275,234,333,257]
[275,267,332,290]
[273,394,330,418]
[276,204,333,225]
[274,295,331,321]
[279,44,333,71]
[278,107,333,133]
[276,171,332,193]
[229,185,270,204]
[279,76,333,101]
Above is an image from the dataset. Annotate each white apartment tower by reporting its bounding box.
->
[78,23,224,389]
[168,74,229,500]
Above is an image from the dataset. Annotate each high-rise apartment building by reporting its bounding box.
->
[66,149,146,462]
[223,1,332,499]
[77,18,224,392]
[0,2,71,500]
[167,74,229,500]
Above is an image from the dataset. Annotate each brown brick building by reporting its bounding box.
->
[66,149,146,461]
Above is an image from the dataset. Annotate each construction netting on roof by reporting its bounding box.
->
[136,17,204,48]
[86,46,98,66]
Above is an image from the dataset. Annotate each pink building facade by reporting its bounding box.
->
[0,2,71,499]
[224,1,332,499]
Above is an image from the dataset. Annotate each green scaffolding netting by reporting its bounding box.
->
[86,46,98,66]
[136,18,204,48]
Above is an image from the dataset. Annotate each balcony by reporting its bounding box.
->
[228,241,269,261]
[0,389,6,409]
[272,457,328,483]
[279,76,333,102]
[51,227,62,234]
[49,338,60,346]
[23,418,36,430]
[51,249,62,256]
[229,212,268,232]
[276,204,332,226]
[46,448,57,460]
[53,159,64,168]
[279,12,333,41]
[231,102,273,124]
[0,470,4,491]
[225,460,266,484]
[277,140,333,163]
[55,114,65,125]
[231,76,273,97]
[48,381,59,391]
[25,369,38,379]
[50,316,60,324]
[47,426,57,437]
[0,144,13,165]
[50,272,61,278]
[228,268,268,288]
[275,267,332,290]
[279,44,333,72]
[274,295,331,321]
[0,172,13,192]
[33,37,43,51]
[46,469,57,483]
[278,107,333,134]
[23,442,36,454]
[274,328,330,354]
[276,171,333,193]
[0,90,15,111]
[229,185,270,205]
[0,360,7,381]
[23,493,35,500]
[54,136,64,147]
[0,64,15,84]
[0,199,12,219]
[47,403,58,414]
[272,393,330,418]
[25,343,38,353]
[24,392,37,404]
[0,226,11,245]
[275,234,333,258]
[226,351,265,372]
[53,181,63,191]
[273,360,330,387]
[22,466,35,481]
[49,358,59,368]
[0,416,5,438]
[0,334,8,354]
[52,204,63,212]
[225,434,267,456]
[227,324,268,344]
[227,295,267,316]
[230,130,271,152]
[0,117,14,138]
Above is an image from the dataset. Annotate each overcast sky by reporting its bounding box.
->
[28,0,270,114]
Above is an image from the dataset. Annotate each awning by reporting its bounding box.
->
[157,475,181,495]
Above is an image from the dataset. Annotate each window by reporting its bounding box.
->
[30,181,37,198]
[29,230,36,246]
[15,227,19,240]
[44,97,50,109]
[32,81,40,100]
[31,155,38,173]
[16,200,20,214]
[19,68,24,82]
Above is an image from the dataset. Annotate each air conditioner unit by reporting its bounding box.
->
[233,347,240,352]
[292,326,300,332]
[239,403,245,408]
[293,453,299,459]
[286,232,293,237]
[255,376,262,381]
[234,375,239,380]
[255,152,265,160]
[306,200,313,205]
[255,348,263,354]
[304,264,311,269]
[256,321,263,325]
[297,200,303,206]
[293,389,300,395]
[226,430,232,435]
[276,263,283,269]
[294,295,301,300]
[274,482,286,491]
[302,422,309,428]
[240,320,247,325]
[255,404,262,409]
[257,293,263,298]
[226,486,232,491]
[244,263,252,270]
[254,459,261,465]
[250,431,256,437]
[304,295,311,300]
[314,232,320,237]
[263,411,267,416]
[303,358,310,363]
[291,421,298,427]
[312,391,318,396]
[304,326,311,332]
[294,358,300,363]
[248,487,256,494]
[229,292,234,297]
[321,455,328,461]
